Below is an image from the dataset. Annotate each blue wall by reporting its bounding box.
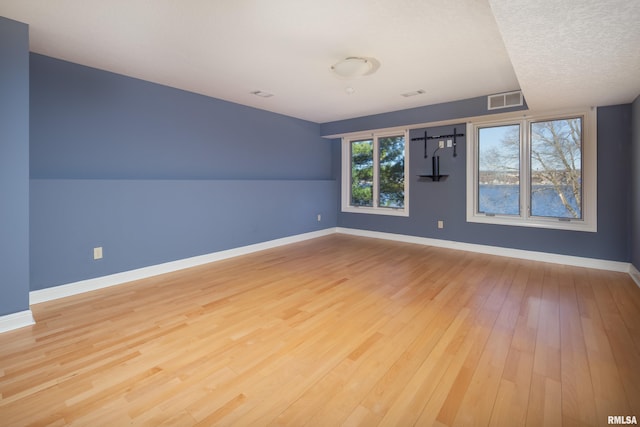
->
[632,95,640,270]
[329,102,632,262]
[0,17,30,315]
[18,51,640,296]
[30,54,336,290]
[30,54,330,180]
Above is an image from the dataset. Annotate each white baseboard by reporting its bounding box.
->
[336,227,631,273]
[28,226,634,307]
[630,264,640,288]
[0,310,35,334]
[30,228,337,305]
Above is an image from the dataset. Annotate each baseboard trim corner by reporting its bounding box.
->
[0,310,35,334]
[630,264,640,288]
[30,228,337,305]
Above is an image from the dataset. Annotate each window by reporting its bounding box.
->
[467,109,596,231]
[342,131,409,216]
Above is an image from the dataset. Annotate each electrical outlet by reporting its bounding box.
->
[439,140,445,149]
[437,220,444,229]
[93,247,103,260]
[447,139,453,147]
[317,214,322,222]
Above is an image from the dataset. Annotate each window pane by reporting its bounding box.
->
[378,135,405,208]
[350,139,373,207]
[478,125,520,215]
[530,117,582,219]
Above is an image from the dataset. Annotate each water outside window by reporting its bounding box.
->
[478,124,520,215]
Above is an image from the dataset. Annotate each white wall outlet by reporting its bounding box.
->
[93,247,103,260]
[447,139,453,147]
[317,214,322,222]
[437,220,444,229]
[439,140,445,148]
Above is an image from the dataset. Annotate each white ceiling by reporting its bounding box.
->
[0,0,638,123]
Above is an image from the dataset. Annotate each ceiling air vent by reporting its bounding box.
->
[487,91,523,110]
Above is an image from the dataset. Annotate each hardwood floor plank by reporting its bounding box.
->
[414,308,489,426]
[0,235,638,426]
[377,307,472,426]
[558,267,598,426]
[488,263,536,427]
[579,269,633,423]
[452,260,525,426]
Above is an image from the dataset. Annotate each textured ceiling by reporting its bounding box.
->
[0,0,638,123]
[489,0,640,112]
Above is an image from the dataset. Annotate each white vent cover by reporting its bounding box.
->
[487,91,523,110]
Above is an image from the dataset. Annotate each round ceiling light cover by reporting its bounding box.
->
[331,57,379,79]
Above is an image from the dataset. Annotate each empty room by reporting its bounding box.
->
[1,0,639,425]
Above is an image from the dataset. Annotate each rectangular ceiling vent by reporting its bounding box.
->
[487,91,523,110]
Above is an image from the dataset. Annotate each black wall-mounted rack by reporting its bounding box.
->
[410,127,465,158]
[418,173,448,182]
[411,127,465,181]
[418,156,448,181]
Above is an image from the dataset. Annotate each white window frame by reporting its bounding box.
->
[466,108,597,232]
[341,130,410,216]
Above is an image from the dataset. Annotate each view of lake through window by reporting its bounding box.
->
[478,124,520,215]
[477,118,582,219]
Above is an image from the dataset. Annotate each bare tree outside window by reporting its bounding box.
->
[476,118,582,219]
[530,118,582,219]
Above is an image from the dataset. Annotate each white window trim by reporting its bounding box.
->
[341,130,410,216]
[466,108,597,232]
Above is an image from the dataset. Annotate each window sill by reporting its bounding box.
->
[342,206,409,217]
[466,213,596,232]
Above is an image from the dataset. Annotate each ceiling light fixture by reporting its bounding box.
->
[331,57,379,79]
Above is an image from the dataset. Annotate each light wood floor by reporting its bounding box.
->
[1,235,639,426]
